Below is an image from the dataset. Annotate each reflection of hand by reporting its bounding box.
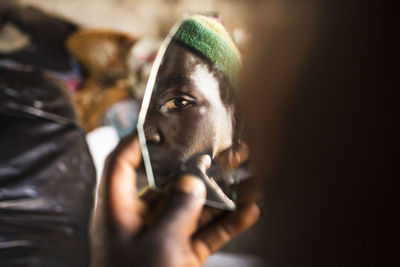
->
[195,142,261,228]
[92,133,260,267]
[185,154,236,210]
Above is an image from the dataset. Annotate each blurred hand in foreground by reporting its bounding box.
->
[92,133,260,267]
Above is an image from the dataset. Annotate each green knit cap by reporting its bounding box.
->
[172,15,241,86]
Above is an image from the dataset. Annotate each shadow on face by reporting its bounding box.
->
[143,41,234,186]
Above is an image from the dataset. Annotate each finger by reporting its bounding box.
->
[151,175,206,238]
[107,132,142,168]
[236,175,262,204]
[138,185,160,204]
[198,206,224,228]
[216,142,250,171]
[103,132,144,234]
[186,154,212,176]
[185,154,235,209]
[232,142,250,169]
[192,202,260,263]
[138,185,165,225]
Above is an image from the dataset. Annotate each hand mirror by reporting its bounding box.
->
[137,14,245,210]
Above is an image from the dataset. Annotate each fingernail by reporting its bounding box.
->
[198,155,211,171]
[175,175,206,199]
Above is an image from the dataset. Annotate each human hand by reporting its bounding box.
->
[189,142,261,228]
[92,133,260,267]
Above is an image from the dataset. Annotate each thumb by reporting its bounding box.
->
[186,154,236,210]
[185,154,212,177]
[102,133,143,234]
[151,175,206,238]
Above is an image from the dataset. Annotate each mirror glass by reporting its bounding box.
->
[137,14,246,210]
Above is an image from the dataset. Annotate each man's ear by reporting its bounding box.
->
[215,142,249,171]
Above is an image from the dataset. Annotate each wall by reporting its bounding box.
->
[18,0,252,39]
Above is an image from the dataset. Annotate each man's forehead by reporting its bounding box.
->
[155,76,193,95]
[152,41,224,109]
[159,44,201,76]
[156,43,219,94]
[191,64,220,105]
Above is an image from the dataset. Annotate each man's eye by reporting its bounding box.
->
[163,98,192,109]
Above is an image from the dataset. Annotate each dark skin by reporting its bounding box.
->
[92,42,259,267]
[93,133,260,267]
[90,35,260,266]
[144,41,235,187]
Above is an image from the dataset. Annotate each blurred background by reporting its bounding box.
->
[1,1,263,266]
[16,0,251,38]
[1,0,395,267]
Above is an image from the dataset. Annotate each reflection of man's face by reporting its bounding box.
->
[144,42,233,184]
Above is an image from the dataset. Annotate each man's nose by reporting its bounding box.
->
[143,122,162,145]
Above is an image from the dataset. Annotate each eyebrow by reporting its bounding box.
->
[154,76,194,96]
